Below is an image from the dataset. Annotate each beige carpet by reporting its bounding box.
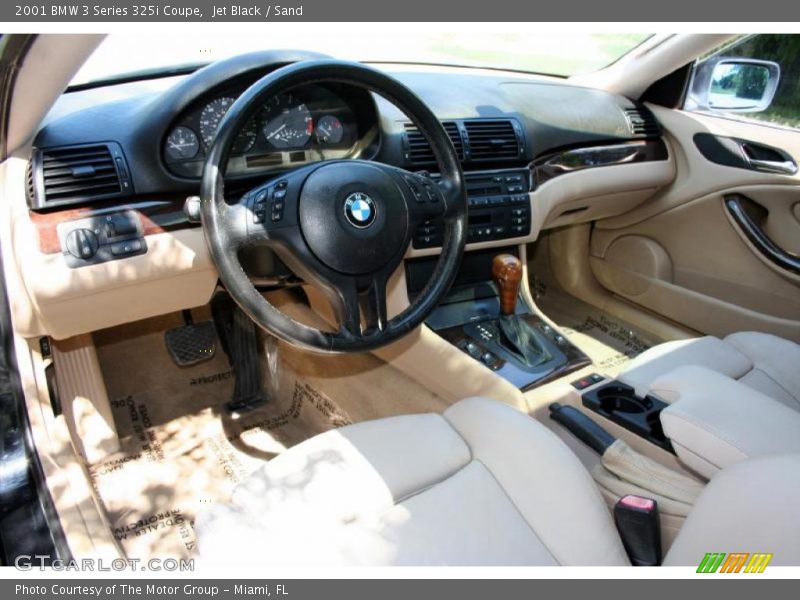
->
[90,300,450,561]
[534,283,663,378]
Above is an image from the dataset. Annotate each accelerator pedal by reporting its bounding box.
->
[164,310,217,367]
[211,296,268,412]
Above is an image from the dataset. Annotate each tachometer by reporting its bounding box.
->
[262,94,313,149]
[164,126,200,160]
[315,115,344,145]
[198,96,257,153]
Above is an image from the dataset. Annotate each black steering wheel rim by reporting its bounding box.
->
[200,59,467,353]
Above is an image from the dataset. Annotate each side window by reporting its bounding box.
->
[686,34,800,130]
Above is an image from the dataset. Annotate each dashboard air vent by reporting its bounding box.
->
[404,121,464,165]
[25,161,35,204]
[29,142,133,210]
[623,106,660,138]
[463,119,522,161]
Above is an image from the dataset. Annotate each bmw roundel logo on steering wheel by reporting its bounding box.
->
[344,192,377,229]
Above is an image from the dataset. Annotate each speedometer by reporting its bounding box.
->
[199,97,234,147]
[198,96,257,153]
[262,94,313,150]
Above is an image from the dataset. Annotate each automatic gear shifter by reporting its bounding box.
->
[490,254,551,367]
[492,253,523,316]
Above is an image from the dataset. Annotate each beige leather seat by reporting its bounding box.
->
[619,332,800,411]
[196,397,800,566]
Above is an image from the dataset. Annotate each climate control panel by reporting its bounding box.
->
[413,169,532,249]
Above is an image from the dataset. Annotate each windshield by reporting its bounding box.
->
[71,32,651,87]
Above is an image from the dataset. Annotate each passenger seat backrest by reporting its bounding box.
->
[664,454,800,566]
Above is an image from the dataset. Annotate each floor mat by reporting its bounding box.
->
[91,305,450,561]
[533,280,664,377]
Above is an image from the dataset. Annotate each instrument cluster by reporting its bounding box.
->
[163,83,377,178]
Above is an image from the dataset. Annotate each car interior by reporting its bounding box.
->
[1,32,799,567]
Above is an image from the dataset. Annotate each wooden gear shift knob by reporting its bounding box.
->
[492,253,523,316]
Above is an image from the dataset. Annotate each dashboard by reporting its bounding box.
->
[17,51,676,340]
[32,50,669,203]
[27,51,675,261]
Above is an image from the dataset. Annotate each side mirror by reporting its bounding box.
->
[687,57,780,113]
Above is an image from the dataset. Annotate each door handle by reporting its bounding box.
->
[694,133,800,176]
[746,157,798,175]
[724,195,800,275]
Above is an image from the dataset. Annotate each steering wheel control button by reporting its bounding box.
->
[252,192,266,223]
[423,182,440,202]
[403,176,425,203]
[251,187,273,224]
[344,192,377,229]
[271,187,286,222]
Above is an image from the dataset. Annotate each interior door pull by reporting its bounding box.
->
[724,196,800,275]
[746,157,798,175]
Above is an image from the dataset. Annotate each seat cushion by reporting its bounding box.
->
[619,332,800,411]
[196,397,629,566]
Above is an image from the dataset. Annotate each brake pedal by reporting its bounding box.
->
[164,310,217,367]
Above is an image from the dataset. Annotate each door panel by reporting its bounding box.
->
[589,106,800,342]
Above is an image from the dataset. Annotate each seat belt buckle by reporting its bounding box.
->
[614,495,662,566]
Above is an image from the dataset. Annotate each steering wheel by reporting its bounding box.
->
[200,60,467,353]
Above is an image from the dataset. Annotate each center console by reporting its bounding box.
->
[406,247,590,391]
[413,168,531,248]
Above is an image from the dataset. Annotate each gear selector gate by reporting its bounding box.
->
[408,248,591,391]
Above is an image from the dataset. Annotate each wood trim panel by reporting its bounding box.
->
[29,198,194,254]
[532,139,669,186]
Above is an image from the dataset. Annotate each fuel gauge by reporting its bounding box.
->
[165,126,200,161]
[315,115,344,145]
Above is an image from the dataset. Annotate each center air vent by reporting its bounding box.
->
[463,119,522,161]
[404,121,464,165]
[623,106,661,138]
[403,118,525,166]
[28,142,133,210]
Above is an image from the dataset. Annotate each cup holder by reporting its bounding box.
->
[581,381,672,452]
[598,393,646,414]
[595,386,653,414]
